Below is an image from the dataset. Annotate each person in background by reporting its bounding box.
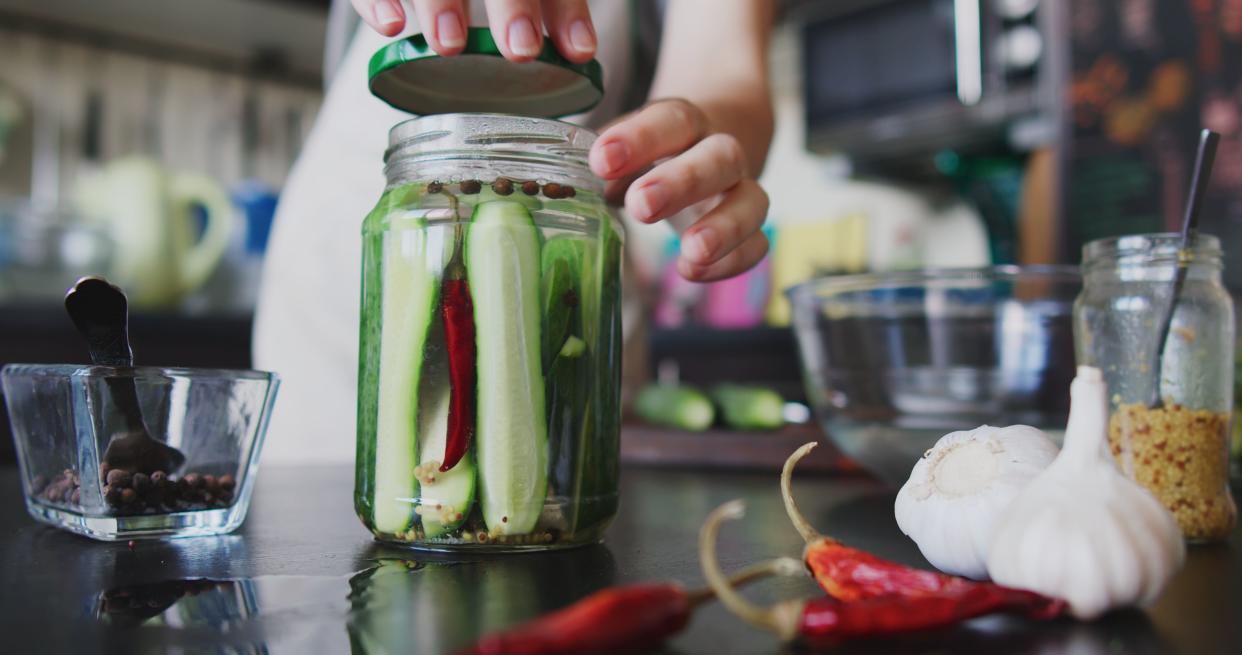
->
[254,0,777,463]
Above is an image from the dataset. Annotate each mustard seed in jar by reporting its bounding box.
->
[1076,233,1237,543]
[1108,403,1237,541]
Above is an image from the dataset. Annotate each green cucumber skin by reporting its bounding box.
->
[356,188,406,529]
[468,201,548,536]
[371,227,440,535]
[355,214,385,527]
[558,335,586,358]
[711,385,785,430]
[543,223,623,535]
[541,235,588,510]
[358,186,623,544]
[540,237,586,372]
[579,223,623,531]
[635,384,715,432]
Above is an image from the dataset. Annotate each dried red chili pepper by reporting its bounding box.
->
[700,501,1064,647]
[455,559,800,655]
[781,442,1063,616]
[439,222,476,473]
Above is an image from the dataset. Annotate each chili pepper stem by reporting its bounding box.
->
[698,500,806,643]
[782,443,830,544]
[684,556,805,608]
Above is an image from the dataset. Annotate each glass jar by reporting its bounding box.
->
[1074,233,1237,541]
[354,114,624,551]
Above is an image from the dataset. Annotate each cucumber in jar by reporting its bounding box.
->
[371,222,439,536]
[542,236,589,521]
[367,207,477,540]
[572,220,623,534]
[467,200,548,536]
[541,237,586,372]
[415,307,476,539]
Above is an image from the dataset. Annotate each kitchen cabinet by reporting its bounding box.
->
[0,0,330,84]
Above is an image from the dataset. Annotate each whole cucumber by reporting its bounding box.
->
[635,385,715,432]
[710,384,785,431]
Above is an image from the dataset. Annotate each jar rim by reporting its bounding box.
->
[1082,232,1222,265]
[385,113,597,169]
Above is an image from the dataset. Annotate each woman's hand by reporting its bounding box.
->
[592,100,771,283]
[349,0,597,63]
[598,0,776,283]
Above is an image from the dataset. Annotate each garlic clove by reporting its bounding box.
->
[894,424,1059,580]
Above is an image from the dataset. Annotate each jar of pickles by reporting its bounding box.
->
[354,33,622,550]
[1075,233,1237,541]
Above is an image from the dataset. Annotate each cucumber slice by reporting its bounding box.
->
[572,223,623,534]
[468,200,548,536]
[373,229,439,535]
[540,237,585,371]
[416,377,476,538]
[558,335,585,358]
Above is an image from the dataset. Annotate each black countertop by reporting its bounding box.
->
[0,464,1238,654]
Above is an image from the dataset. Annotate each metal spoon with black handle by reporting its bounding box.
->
[1149,129,1220,409]
[64,277,185,474]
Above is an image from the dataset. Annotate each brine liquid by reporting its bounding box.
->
[355,185,622,550]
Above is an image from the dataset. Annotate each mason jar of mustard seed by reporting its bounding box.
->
[1074,233,1237,542]
[353,30,623,551]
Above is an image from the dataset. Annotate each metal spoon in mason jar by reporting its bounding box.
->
[64,276,186,474]
[1149,129,1220,409]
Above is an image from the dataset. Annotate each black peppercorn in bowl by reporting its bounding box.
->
[1,364,279,541]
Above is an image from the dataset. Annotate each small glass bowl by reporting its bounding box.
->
[2,364,279,541]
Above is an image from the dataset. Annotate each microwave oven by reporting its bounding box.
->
[800,0,1066,166]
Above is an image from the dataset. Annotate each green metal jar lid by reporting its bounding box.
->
[368,27,604,118]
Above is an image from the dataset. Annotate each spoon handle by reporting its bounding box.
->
[1149,130,1220,408]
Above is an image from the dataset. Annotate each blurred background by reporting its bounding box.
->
[1,0,1240,467]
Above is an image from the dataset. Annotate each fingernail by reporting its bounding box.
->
[374,1,401,26]
[437,11,465,48]
[634,182,667,222]
[569,20,596,54]
[684,227,718,263]
[593,140,628,175]
[508,18,541,57]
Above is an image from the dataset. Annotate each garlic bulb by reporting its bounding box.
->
[987,367,1185,620]
[894,424,1058,579]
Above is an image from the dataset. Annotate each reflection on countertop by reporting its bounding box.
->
[0,466,1239,654]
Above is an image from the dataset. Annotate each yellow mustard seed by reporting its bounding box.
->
[1109,403,1238,541]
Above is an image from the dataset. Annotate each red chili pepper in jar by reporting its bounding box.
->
[781,442,1063,617]
[455,558,800,655]
[700,501,1065,647]
[439,222,476,473]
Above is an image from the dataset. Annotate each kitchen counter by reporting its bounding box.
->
[0,463,1238,654]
